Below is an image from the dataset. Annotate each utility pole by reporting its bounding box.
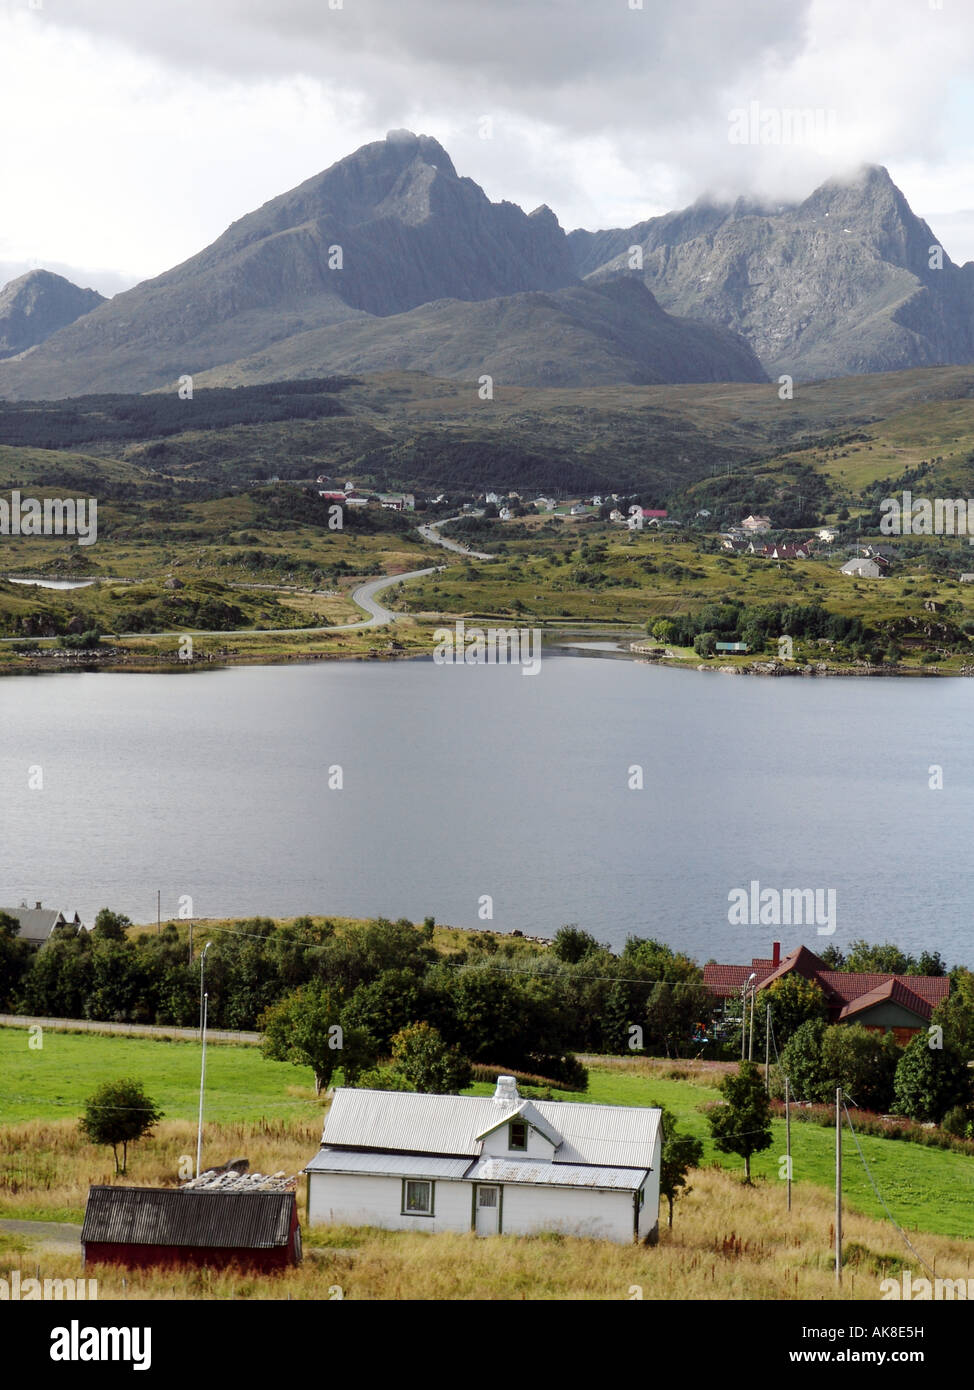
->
[835,1087,843,1286]
[188,921,193,968]
[748,987,756,1061]
[199,941,212,1046]
[196,991,208,1179]
[785,1075,792,1212]
[157,890,161,934]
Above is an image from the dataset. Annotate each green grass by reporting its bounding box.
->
[0,1026,318,1125]
[3,1028,973,1239]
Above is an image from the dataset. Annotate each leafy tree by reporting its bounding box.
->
[92,908,132,941]
[0,911,32,1010]
[708,1060,773,1182]
[78,1078,162,1174]
[758,974,829,1046]
[645,981,710,1057]
[933,969,974,1056]
[552,926,602,964]
[844,940,914,975]
[655,1104,703,1228]
[390,1022,472,1094]
[259,984,348,1095]
[893,1034,972,1124]
[913,951,947,978]
[819,1024,900,1112]
[353,1067,415,1092]
[621,937,701,984]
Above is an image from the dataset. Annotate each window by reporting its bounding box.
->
[402,1179,433,1215]
[509,1121,528,1152]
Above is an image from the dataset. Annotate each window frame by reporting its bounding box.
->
[401,1178,435,1217]
[508,1120,528,1152]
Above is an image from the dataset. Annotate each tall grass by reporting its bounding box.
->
[3,1163,972,1301]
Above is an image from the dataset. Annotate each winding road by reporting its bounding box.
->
[418,517,493,561]
[0,565,442,644]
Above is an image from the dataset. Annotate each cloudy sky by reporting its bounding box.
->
[2,0,974,294]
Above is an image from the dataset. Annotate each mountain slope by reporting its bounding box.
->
[0,270,104,359]
[0,131,581,399]
[190,277,766,389]
[572,166,974,380]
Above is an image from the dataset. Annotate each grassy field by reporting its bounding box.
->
[4,1161,973,1301]
[2,1031,971,1240]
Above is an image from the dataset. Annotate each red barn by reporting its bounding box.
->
[81,1186,301,1272]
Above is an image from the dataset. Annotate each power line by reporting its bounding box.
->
[842,1100,938,1279]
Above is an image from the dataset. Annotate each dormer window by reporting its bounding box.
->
[509,1120,528,1152]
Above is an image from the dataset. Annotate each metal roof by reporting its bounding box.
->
[531,1101,660,1169]
[475,1100,561,1148]
[466,1157,647,1191]
[81,1186,295,1249]
[321,1089,660,1169]
[1,906,69,943]
[304,1150,472,1180]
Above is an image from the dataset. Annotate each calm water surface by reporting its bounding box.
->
[1,656,971,965]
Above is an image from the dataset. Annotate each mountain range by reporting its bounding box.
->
[0,131,971,398]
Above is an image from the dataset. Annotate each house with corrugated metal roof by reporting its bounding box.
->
[1,901,82,947]
[81,1185,301,1271]
[304,1076,662,1244]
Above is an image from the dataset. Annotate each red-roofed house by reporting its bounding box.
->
[703,943,948,1042]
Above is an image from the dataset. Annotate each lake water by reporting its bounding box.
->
[1,655,971,967]
[6,578,95,590]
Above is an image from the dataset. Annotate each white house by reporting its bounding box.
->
[304,1078,662,1245]
[841,557,883,578]
[818,527,837,542]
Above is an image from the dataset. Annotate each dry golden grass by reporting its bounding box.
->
[3,1124,973,1300]
[0,1118,320,1222]
[577,1055,735,1087]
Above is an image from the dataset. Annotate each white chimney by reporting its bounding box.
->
[493,1076,519,1106]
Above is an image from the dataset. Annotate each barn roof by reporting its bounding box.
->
[319,1087,659,1170]
[81,1186,295,1249]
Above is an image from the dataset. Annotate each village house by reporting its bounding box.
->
[761,542,814,560]
[304,1077,661,1245]
[741,515,772,532]
[840,557,883,578]
[703,943,949,1043]
[1,902,82,947]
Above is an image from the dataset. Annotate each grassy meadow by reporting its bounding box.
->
[2,1031,972,1242]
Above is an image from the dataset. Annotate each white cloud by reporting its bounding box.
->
[1,0,974,279]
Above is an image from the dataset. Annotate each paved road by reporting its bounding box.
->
[0,566,441,644]
[0,1013,260,1044]
[0,1219,81,1254]
[418,518,493,561]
